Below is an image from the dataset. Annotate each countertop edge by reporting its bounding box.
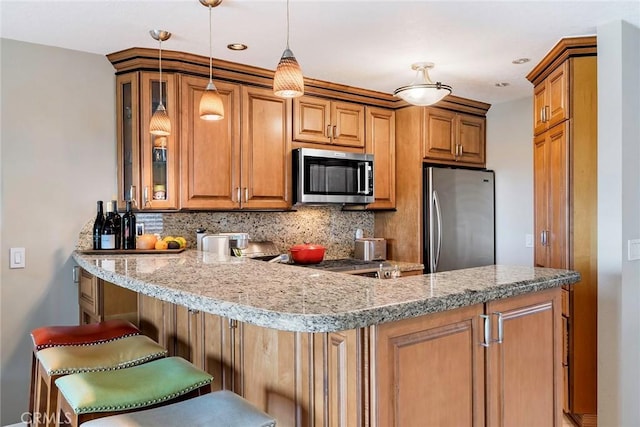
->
[72,251,580,333]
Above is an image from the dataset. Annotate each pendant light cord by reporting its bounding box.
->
[286,0,291,49]
[158,38,164,107]
[208,5,213,83]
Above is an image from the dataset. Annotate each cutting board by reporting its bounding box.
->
[78,248,185,255]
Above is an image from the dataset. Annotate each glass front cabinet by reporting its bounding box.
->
[116,72,178,210]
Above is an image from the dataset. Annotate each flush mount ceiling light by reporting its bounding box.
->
[273,0,304,98]
[149,30,172,136]
[199,0,224,121]
[512,58,530,65]
[394,62,452,107]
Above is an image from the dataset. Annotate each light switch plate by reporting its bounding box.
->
[10,247,25,269]
[525,234,534,248]
[628,239,640,261]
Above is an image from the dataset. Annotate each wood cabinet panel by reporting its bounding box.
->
[180,75,241,209]
[191,312,235,392]
[78,269,137,325]
[139,72,179,209]
[423,108,485,166]
[533,132,549,268]
[486,288,561,427]
[365,107,396,209]
[240,86,291,209]
[293,96,365,148]
[533,62,568,136]
[373,303,485,427]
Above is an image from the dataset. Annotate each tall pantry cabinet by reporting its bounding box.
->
[527,36,597,427]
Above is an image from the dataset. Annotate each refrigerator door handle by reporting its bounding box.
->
[433,190,443,271]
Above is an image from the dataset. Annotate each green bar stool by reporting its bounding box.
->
[35,334,166,427]
[29,320,140,426]
[55,357,213,427]
[81,390,276,427]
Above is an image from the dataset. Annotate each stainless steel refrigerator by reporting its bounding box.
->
[423,166,495,273]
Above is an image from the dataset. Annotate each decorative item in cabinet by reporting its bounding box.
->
[115,71,178,210]
[293,95,365,148]
[365,106,396,209]
[423,108,485,166]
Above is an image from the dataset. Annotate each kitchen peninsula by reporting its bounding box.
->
[73,250,579,427]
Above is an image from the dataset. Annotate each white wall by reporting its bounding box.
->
[486,96,534,266]
[0,39,116,424]
[597,20,640,427]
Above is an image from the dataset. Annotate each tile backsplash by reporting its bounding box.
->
[78,205,374,259]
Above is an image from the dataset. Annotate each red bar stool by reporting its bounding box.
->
[28,320,140,426]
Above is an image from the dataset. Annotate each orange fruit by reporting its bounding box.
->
[155,240,169,250]
[137,234,157,250]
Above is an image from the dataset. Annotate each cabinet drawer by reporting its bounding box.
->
[79,269,99,315]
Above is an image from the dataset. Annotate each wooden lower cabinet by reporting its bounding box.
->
[89,275,561,427]
[372,303,485,427]
[78,268,137,325]
[372,287,561,427]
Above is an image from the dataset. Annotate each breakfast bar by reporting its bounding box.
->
[72,250,579,427]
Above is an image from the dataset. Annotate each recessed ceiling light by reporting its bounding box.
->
[227,43,247,51]
[495,82,510,87]
[512,58,530,65]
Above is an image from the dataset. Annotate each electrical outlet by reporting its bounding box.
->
[10,247,25,269]
[628,239,640,261]
[525,234,534,248]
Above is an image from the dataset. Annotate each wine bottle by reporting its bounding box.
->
[100,202,117,250]
[111,200,122,249]
[92,201,105,250]
[122,201,136,250]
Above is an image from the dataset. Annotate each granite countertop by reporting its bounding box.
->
[72,250,580,333]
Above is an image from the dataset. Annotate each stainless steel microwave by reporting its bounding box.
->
[293,148,374,204]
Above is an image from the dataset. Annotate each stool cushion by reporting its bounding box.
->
[31,320,139,350]
[37,335,166,376]
[55,357,213,415]
[81,391,276,427]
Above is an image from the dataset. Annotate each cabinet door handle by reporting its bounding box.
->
[544,106,550,122]
[236,187,241,203]
[459,145,463,156]
[332,125,338,139]
[244,187,248,202]
[480,314,491,347]
[494,312,504,344]
[326,125,332,139]
[540,231,546,246]
[143,186,150,207]
[540,107,545,123]
[129,185,137,208]
[228,318,237,329]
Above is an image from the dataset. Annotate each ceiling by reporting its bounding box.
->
[1,1,638,105]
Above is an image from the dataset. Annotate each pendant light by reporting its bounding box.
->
[199,0,224,121]
[273,0,304,98]
[149,30,172,136]
[394,62,452,106]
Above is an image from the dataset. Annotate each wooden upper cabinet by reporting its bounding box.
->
[423,108,486,166]
[424,108,456,161]
[116,71,179,210]
[533,62,568,136]
[139,72,179,210]
[365,106,396,209]
[179,75,241,209]
[293,95,365,148]
[533,122,568,269]
[240,86,291,209]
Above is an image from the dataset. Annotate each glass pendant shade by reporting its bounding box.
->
[199,1,224,120]
[199,81,224,120]
[394,62,452,106]
[150,104,171,135]
[274,48,304,98]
